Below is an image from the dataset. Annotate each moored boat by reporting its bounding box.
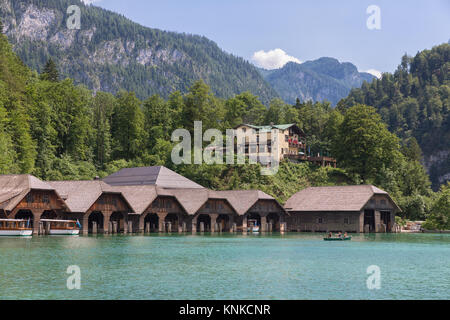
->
[323,236,352,241]
[40,219,80,235]
[0,219,33,236]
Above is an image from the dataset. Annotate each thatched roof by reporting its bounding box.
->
[48,180,133,213]
[102,166,204,189]
[284,185,400,212]
[0,174,65,212]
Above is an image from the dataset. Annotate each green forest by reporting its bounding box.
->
[338,44,450,190]
[0,26,449,229]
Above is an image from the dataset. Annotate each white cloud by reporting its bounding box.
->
[365,69,382,79]
[251,48,302,70]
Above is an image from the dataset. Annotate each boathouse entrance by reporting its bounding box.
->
[380,211,392,232]
[266,212,280,231]
[144,213,158,232]
[15,210,34,227]
[88,211,104,233]
[165,213,178,232]
[110,212,126,233]
[364,209,375,232]
[216,214,230,232]
[197,214,211,232]
[247,212,261,229]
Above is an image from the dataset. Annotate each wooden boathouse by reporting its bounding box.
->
[0,175,69,234]
[0,167,399,234]
[284,185,401,233]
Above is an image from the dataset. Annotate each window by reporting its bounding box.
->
[344,218,350,224]
[26,193,33,204]
[317,217,323,224]
[166,201,171,209]
[205,202,210,209]
[380,200,387,206]
[218,203,223,210]
[43,194,49,204]
[242,128,246,133]
[285,135,289,142]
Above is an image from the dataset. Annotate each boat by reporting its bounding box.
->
[40,219,80,235]
[0,219,33,236]
[324,236,352,241]
[247,219,260,233]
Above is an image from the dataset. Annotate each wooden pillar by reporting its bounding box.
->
[157,212,167,233]
[191,216,197,233]
[81,214,89,235]
[138,215,145,233]
[145,222,150,233]
[242,216,248,233]
[210,214,218,233]
[261,216,267,232]
[32,209,44,235]
[92,221,97,234]
[375,210,381,233]
[229,215,234,233]
[123,214,128,234]
[103,211,112,234]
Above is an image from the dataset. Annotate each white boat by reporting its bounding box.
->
[40,219,80,235]
[247,219,260,233]
[0,219,33,236]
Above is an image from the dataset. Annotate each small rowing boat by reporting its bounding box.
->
[0,219,33,236]
[324,236,352,241]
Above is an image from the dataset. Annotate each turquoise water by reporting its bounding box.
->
[0,233,449,299]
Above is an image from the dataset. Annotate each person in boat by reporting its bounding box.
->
[344,232,348,238]
[328,232,333,238]
[337,232,342,238]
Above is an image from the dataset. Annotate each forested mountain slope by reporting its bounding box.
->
[338,43,450,190]
[0,0,278,103]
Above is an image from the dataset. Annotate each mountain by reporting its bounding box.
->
[0,0,278,103]
[338,43,450,190]
[259,57,375,105]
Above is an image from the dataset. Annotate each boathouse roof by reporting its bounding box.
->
[0,174,61,211]
[48,180,134,213]
[284,185,401,212]
[102,166,204,189]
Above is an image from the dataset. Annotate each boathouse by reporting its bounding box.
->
[103,166,287,233]
[284,185,400,233]
[0,175,69,234]
[48,180,134,234]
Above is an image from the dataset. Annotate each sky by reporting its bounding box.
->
[83,0,450,76]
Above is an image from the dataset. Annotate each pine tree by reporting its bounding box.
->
[0,19,3,34]
[40,58,59,82]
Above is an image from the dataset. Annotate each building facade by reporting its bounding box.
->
[234,123,336,167]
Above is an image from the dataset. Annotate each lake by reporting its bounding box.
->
[0,233,449,299]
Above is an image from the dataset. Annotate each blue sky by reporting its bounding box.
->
[84,0,450,76]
